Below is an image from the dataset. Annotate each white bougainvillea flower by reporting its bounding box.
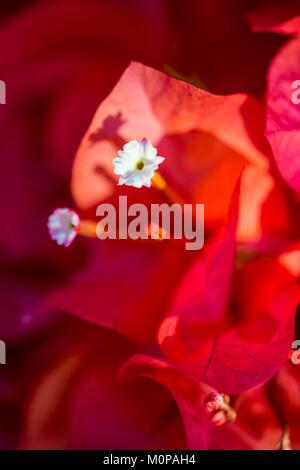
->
[47,208,80,247]
[113,138,165,188]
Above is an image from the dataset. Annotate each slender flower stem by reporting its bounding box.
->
[79,218,166,242]
[152,171,186,205]
[78,171,186,241]
[79,220,98,238]
[278,426,292,450]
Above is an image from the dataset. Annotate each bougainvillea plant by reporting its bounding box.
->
[0,0,299,451]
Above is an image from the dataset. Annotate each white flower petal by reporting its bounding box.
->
[142,177,152,188]
[47,208,79,247]
[141,139,157,159]
[123,140,139,151]
[113,138,165,188]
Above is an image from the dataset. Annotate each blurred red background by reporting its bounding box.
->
[0,0,299,450]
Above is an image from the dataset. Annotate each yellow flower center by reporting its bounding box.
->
[136,160,145,171]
